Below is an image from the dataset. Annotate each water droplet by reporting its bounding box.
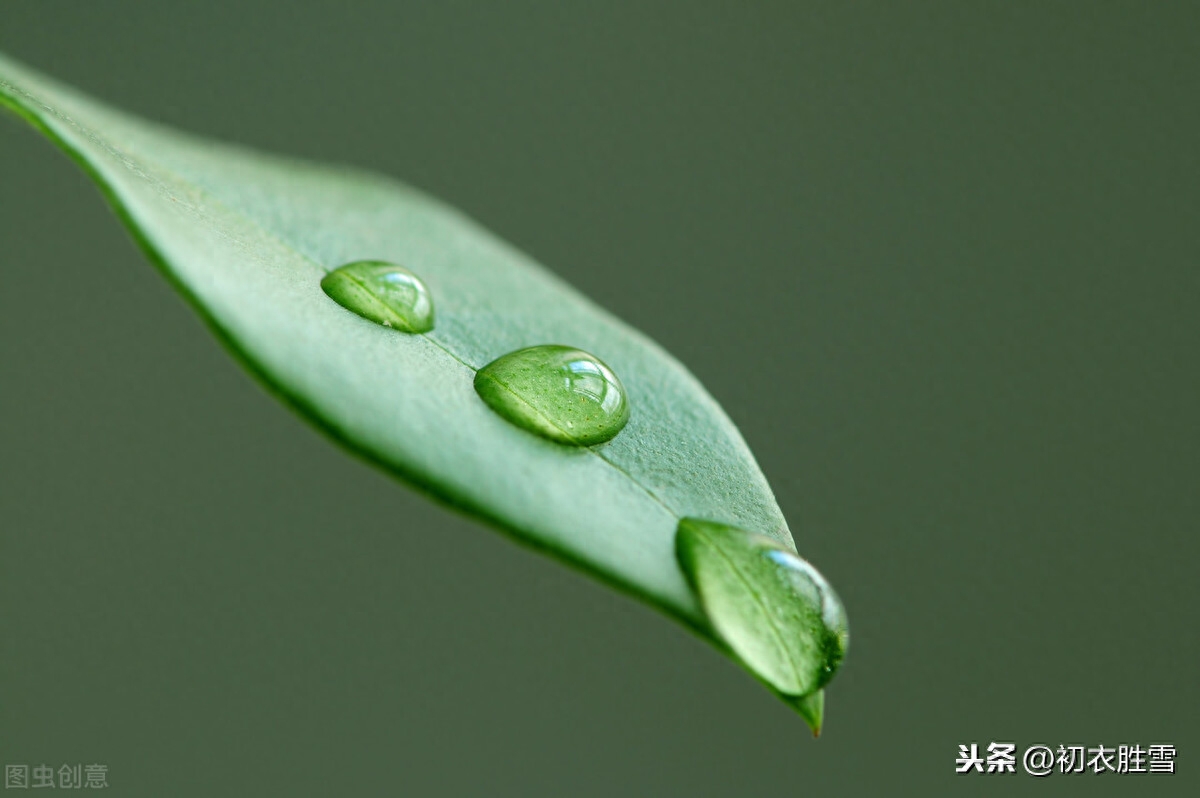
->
[474,345,630,446]
[321,260,434,333]
[675,518,848,698]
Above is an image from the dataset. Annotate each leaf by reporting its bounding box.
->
[0,53,844,729]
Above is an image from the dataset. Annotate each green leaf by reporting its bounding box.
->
[0,53,845,728]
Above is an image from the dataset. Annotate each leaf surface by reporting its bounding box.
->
[0,54,831,721]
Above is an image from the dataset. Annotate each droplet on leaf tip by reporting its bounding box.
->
[675,518,848,701]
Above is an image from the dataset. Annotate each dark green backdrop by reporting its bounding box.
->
[2,2,1196,796]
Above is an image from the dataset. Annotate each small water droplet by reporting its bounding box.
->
[321,260,434,333]
[675,518,848,698]
[474,345,630,446]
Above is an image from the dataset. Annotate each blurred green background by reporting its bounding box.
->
[2,2,1196,795]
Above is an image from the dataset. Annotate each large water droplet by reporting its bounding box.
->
[321,260,434,333]
[675,518,848,699]
[474,345,630,446]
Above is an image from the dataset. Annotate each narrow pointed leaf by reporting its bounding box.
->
[1,53,846,718]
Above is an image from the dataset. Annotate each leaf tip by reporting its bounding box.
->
[784,689,825,738]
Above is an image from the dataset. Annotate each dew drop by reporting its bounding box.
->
[675,518,848,699]
[474,345,630,446]
[321,260,434,333]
